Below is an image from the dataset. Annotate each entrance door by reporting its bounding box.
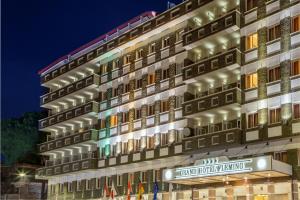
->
[254,195,268,200]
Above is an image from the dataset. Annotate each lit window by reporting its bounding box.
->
[147,136,155,149]
[100,118,106,129]
[124,55,131,65]
[291,59,300,76]
[269,108,281,124]
[110,115,118,127]
[100,64,107,75]
[292,15,300,32]
[148,73,155,85]
[246,33,258,50]
[268,66,281,82]
[133,139,140,152]
[246,0,257,11]
[294,104,300,119]
[268,24,281,41]
[245,73,258,89]
[248,113,258,128]
[274,151,288,163]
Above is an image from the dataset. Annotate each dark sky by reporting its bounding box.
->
[2,0,182,119]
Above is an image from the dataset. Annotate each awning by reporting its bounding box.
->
[162,156,292,185]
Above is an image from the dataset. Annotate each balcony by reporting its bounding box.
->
[183,87,241,117]
[38,129,99,153]
[40,74,100,106]
[39,101,99,130]
[183,48,241,82]
[36,151,98,177]
[183,10,240,49]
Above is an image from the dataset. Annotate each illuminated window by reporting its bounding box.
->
[161,100,169,112]
[292,15,300,32]
[274,151,288,163]
[147,136,155,149]
[124,55,131,65]
[110,115,118,127]
[268,24,281,41]
[162,37,170,48]
[246,33,258,50]
[294,104,300,119]
[269,108,281,124]
[133,139,140,152]
[100,64,107,75]
[148,73,155,84]
[245,73,258,89]
[136,49,143,59]
[246,0,257,11]
[248,113,258,128]
[149,43,156,54]
[112,59,120,70]
[100,119,106,129]
[268,66,281,82]
[140,171,147,183]
[291,59,300,76]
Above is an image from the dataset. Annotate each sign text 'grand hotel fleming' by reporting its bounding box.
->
[174,158,253,179]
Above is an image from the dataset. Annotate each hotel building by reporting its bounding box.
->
[36,0,300,199]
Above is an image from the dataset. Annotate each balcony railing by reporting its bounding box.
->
[40,74,100,105]
[38,129,99,153]
[183,48,241,81]
[183,87,241,116]
[39,101,99,129]
[183,10,240,48]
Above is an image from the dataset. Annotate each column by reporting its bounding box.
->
[208,188,216,200]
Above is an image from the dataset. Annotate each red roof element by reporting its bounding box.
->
[38,11,156,75]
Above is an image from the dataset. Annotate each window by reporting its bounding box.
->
[211,97,219,106]
[128,173,134,185]
[175,130,183,143]
[176,30,184,42]
[246,33,258,50]
[111,144,117,157]
[133,139,140,152]
[86,180,91,190]
[147,136,155,149]
[161,133,168,146]
[135,108,142,119]
[96,178,101,189]
[124,55,131,65]
[111,115,118,127]
[162,37,170,48]
[246,0,257,11]
[106,177,112,187]
[122,142,128,154]
[101,91,107,101]
[248,113,258,128]
[140,171,147,183]
[77,180,82,191]
[274,151,288,163]
[113,59,120,70]
[67,182,73,192]
[162,68,170,80]
[100,119,106,129]
[100,64,107,75]
[117,175,123,186]
[124,83,130,93]
[136,78,142,89]
[292,15,300,32]
[245,73,258,89]
[153,170,161,181]
[161,100,169,112]
[148,104,155,116]
[122,112,129,123]
[268,66,280,82]
[59,183,64,193]
[291,59,300,76]
[113,87,118,97]
[268,24,280,41]
[149,43,156,54]
[225,93,233,103]
[294,104,300,119]
[136,49,143,59]
[269,108,281,124]
[148,73,155,84]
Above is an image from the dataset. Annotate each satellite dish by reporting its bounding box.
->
[183,127,191,137]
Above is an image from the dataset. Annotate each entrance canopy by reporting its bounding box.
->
[162,156,292,185]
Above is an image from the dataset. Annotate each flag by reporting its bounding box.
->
[127,180,132,200]
[110,181,117,199]
[103,183,110,199]
[153,180,159,200]
[137,179,144,200]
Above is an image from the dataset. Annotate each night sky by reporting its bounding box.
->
[2,0,182,119]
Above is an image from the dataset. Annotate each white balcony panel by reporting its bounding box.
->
[159,147,168,156]
[291,77,300,89]
[98,160,105,167]
[175,145,182,154]
[266,0,279,14]
[112,70,118,79]
[99,129,106,139]
[291,33,300,47]
[268,126,282,137]
[175,109,182,119]
[267,41,280,55]
[100,102,107,110]
[133,120,141,129]
[175,42,184,53]
[133,153,141,161]
[146,116,155,126]
[135,59,143,69]
[245,50,257,62]
[134,89,142,98]
[267,83,280,95]
[175,75,182,85]
[147,85,155,94]
[101,75,107,83]
[123,65,130,74]
[122,93,129,103]
[110,127,117,136]
[160,112,169,123]
[109,158,116,166]
[121,155,128,163]
[245,89,258,101]
[246,130,259,141]
[292,122,300,134]
[160,80,169,90]
[121,124,129,133]
[111,97,118,106]
[161,48,169,59]
[147,54,156,64]
[146,150,154,159]
[245,10,257,24]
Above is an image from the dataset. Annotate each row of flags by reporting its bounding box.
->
[103,179,159,200]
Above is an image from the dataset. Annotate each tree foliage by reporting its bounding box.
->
[1,112,46,165]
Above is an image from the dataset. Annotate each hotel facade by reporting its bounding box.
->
[36,0,300,199]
